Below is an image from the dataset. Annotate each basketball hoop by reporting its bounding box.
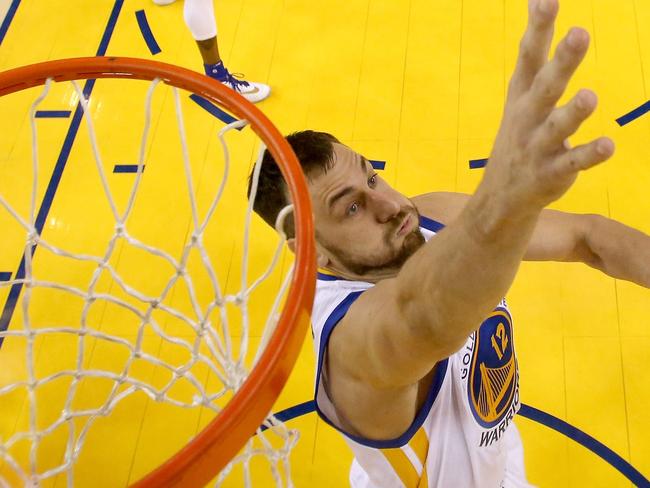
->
[0,57,316,487]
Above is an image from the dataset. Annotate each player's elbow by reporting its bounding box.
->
[576,213,607,268]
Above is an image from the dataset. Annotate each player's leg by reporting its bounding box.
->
[184,0,271,103]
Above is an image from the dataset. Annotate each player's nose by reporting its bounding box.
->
[370,192,400,223]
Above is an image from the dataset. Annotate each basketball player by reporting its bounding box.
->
[249,0,650,486]
[153,0,270,103]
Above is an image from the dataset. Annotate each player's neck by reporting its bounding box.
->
[324,266,398,283]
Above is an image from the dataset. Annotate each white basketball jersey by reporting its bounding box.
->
[311,216,533,488]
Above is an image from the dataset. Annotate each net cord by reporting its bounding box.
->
[0,74,298,486]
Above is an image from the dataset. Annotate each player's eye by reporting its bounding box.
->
[368,174,378,188]
[347,202,360,216]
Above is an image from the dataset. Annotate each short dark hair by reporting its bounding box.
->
[247,130,340,237]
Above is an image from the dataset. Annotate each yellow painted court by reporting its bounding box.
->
[0,0,649,486]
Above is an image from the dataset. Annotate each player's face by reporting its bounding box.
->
[309,143,425,278]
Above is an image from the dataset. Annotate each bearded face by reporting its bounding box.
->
[308,144,426,280]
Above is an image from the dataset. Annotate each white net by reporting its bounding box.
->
[0,73,302,487]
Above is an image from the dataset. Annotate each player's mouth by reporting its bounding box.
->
[396,214,412,237]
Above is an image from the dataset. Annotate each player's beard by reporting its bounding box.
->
[319,206,426,277]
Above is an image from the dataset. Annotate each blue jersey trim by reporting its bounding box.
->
[419,215,445,232]
[316,271,342,281]
[314,291,449,448]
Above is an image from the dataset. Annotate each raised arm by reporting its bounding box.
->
[326,0,615,437]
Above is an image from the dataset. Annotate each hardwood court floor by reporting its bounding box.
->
[0,0,649,486]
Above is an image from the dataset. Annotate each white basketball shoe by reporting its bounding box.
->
[204,62,271,104]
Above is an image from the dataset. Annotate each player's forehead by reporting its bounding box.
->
[311,144,366,186]
[331,142,362,167]
[307,143,368,205]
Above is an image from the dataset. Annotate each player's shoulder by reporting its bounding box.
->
[312,276,372,331]
[411,191,471,224]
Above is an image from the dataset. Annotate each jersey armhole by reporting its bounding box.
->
[313,291,450,449]
[419,215,445,232]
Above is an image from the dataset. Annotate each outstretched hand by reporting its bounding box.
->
[482,0,615,210]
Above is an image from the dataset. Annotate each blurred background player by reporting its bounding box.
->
[153,0,271,103]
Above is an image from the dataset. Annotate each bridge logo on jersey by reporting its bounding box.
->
[467,308,518,429]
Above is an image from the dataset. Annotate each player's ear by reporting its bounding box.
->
[287,238,329,267]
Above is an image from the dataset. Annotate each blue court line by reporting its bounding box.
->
[113,164,145,173]
[95,1,123,57]
[0,272,11,281]
[34,110,72,118]
[0,0,125,347]
[189,94,243,129]
[260,401,315,432]
[469,158,488,169]
[370,160,386,170]
[518,404,650,487]
[0,0,20,45]
[135,10,161,55]
[267,400,649,486]
[616,100,650,127]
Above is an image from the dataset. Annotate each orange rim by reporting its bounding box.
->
[0,57,316,487]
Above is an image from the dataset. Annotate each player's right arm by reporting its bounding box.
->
[325,0,614,437]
